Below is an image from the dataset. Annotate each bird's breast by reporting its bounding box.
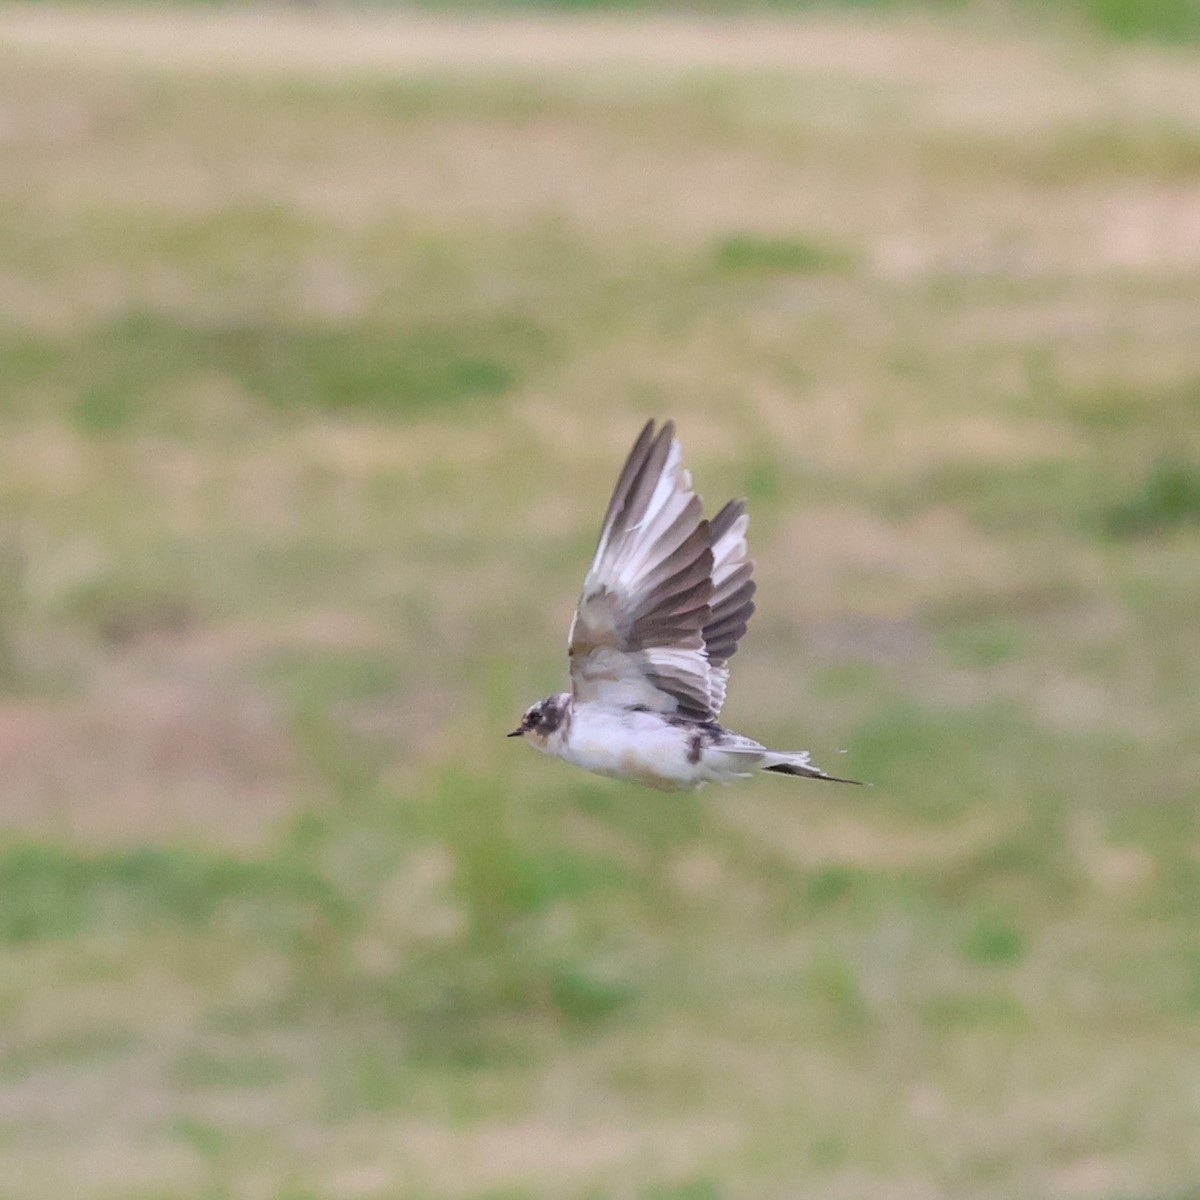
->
[556,708,699,791]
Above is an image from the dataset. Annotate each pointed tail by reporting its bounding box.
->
[761,751,862,785]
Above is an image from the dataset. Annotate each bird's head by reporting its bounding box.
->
[507,693,571,747]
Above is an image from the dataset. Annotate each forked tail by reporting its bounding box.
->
[762,751,862,785]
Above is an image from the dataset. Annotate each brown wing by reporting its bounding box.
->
[702,499,757,716]
[568,420,718,718]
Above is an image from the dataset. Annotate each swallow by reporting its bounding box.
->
[509,419,860,791]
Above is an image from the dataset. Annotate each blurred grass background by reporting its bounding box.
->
[2,4,1200,1198]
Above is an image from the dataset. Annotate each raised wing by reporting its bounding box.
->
[703,498,757,716]
[567,420,756,720]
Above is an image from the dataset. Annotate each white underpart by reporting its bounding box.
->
[528,703,827,793]
[537,706,738,791]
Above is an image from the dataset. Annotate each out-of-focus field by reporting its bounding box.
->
[2,6,1200,1198]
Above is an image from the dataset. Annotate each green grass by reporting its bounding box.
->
[1079,0,1200,40]
[1,6,1200,1198]
[1101,457,1200,537]
[711,233,855,276]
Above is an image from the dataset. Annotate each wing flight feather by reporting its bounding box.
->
[701,499,757,715]
[568,421,757,720]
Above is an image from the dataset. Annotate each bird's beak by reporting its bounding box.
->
[506,727,524,738]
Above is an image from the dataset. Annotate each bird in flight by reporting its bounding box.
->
[509,419,859,791]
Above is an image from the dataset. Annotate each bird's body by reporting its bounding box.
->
[530,703,707,792]
[519,694,841,792]
[509,420,858,791]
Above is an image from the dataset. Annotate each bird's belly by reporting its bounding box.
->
[561,722,698,792]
